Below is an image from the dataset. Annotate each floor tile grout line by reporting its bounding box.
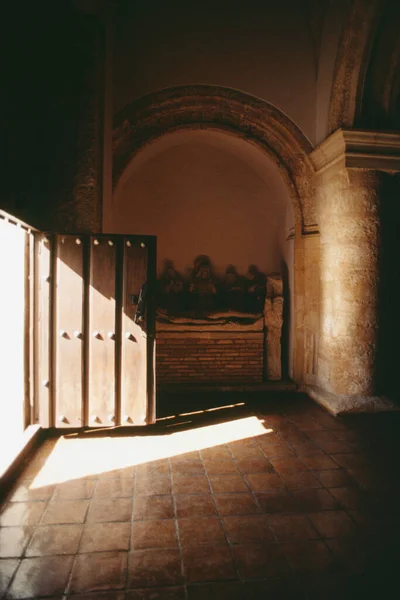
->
[228,440,287,538]
[1,557,23,599]
[74,480,98,554]
[229,451,330,545]
[252,434,306,514]
[58,551,78,597]
[254,423,365,509]
[124,464,137,589]
[200,448,245,584]
[169,456,188,599]
[61,435,96,595]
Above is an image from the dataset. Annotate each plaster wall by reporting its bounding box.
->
[112,130,294,275]
[113,0,317,143]
[316,0,351,144]
[111,129,295,375]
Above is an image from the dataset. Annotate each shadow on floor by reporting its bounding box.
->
[1,393,400,599]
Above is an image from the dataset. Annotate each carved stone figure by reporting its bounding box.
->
[264,272,284,380]
[246,265,267,313]
[157,260,184,315]
[156,256,285,381]
[223,265,246,311]
[188,255,218,313]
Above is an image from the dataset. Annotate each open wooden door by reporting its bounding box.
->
[35,233,156,429]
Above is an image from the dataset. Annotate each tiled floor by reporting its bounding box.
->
[1,393,400,599]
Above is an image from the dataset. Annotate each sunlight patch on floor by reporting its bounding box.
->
[30,416,272,488]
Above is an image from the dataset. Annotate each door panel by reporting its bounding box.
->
[121,238,148,426]
[88,236,117,426]
[55,235,84,427]
[35,232,156,429]
[35,235,52,427]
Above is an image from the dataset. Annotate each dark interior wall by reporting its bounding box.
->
[359,0,400,130]
[377,172,400,401]
[1,1,104,231]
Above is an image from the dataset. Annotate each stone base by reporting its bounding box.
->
[306,384,400,415]
[158,380,297,393]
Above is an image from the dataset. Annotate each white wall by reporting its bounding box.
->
[0,219,26,474]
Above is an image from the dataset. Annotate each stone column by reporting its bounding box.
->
[264,274,284,380]
[318,169,381,397]
[309,130,400,413]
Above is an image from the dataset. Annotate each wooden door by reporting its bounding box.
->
[35,233,156,428]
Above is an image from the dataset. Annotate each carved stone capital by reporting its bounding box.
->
[310,129,400,177]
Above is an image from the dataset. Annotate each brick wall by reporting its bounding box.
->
[156,332,264,383]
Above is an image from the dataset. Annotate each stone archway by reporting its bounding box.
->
[112,85,316,234]
[328,0,400,133]
[111,85,319,384]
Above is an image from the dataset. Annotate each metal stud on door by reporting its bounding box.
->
[55,236,85,427]
[34,232,156,430]
[120,237,149,426]
[88,237,117,426]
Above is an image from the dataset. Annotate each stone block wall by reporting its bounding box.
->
[317,168,380,397]
[156,332,264,383]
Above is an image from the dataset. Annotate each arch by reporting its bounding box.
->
[360,0,400,128]
[112,85,317,234]
[328,0,400,133]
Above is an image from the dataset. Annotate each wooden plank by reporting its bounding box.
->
[23,231,35,428]
[34,234,51,428]
[23,230,31,428]
[82,240,90,428]
[55,235,84,427]
[146,236,157,424]
[121,237,148,425]
[28,232,35,426]
[114,238,124,426]
[88,236,117,426]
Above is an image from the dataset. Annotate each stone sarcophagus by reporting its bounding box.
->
[156,256,284,384]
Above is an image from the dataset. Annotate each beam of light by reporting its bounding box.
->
[205,402,245,412]
[176,402,245,417]
[30,417,273,489]
[0,220,26,476]
[156,415,178,421]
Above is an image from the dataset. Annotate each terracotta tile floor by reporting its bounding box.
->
[1,393,400,599]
